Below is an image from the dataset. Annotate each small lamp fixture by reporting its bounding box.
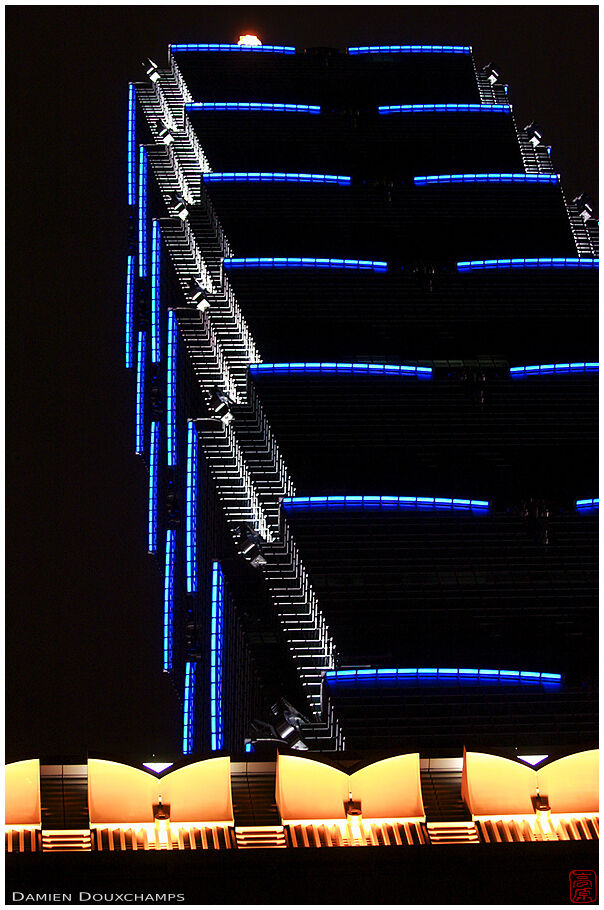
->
[481,62,499,85]
[170,192,189,221]
[157,119,174,146]
[153,797,171,847]
[524,121,543,148]
[344,793,364,843]
[188,278,211,313]
[238,34,262,47]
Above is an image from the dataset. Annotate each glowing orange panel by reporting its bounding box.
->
[5,759,41,826]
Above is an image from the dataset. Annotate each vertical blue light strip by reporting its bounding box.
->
[182,661,196,754]
[210,562,225,751]
[148,422,159,553]
[151,220,161,363]
[164,529,176,671]
[136,331,146,454]
[186,422,198,593]
[167,312,177,467]
[128,84,136,205]
[138,146,148,278]
[125,255,134,368]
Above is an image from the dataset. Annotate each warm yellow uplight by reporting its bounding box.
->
[238,35,262,47]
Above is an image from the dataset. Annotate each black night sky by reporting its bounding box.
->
[6,5,598,762]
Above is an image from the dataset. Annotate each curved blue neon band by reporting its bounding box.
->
[224,257,388,272]
[510,362,598,377]
[186,102,320,114]
[458,257,599,272]
[250,362,432,377]
[171,44,295,54]
[349,45,471,55]
[203,172,351,185]
[326,667,562,684]
[415,173,559,186]
[282,495,489,511]
[379,103,510,114]
[576,498,599,511]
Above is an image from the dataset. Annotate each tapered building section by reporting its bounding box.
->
[126,41,597,757]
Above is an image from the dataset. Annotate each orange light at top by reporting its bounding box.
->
[238,35,262,47]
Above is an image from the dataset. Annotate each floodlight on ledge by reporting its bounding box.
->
[510,362,598,377]
[142,762,174,774]
[186,102,320,114]
[325,668,562,685]
[282,495,489,512]
[414,173,559,186]
[238,34,262,47]
[379,103,510,115]
[576,498,599,512]
[203,172,351,185]
[171,43,295,54]
[458,257,599,273]
[224,257,388,272]
[349,44,471,55]
[250,362,432,377]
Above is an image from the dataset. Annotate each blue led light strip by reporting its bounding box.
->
[458,257,599,273]
[349,44,471,55]
[128,85,136,206]
[167,312,177,467]
[182,662,196,755]
[148,421,159,553]
[151,221,161,363]
[186,102,320,114]
[210,562,225,751]
[224,257,388,272]
[186,422,198,594]
[282,495,489,512]
[510,362,598,377]
[203,172,351,185]
[171,43,295,54]
[576,498,599,512]
[379,103,510,115]
[326,667,562,684]
[163,529,176,671]
[244,743,255,753]
[415,173,559,186]
[125,255,135,368]
[138,146,148,278]
[250,362,432,377]
[135,332,146,454]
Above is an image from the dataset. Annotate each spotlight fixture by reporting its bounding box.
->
[234,523,267,567]
[573,193,595,222]
[188,278,211,313]
[237,34,262,47]
[157,119,174,146]
[524,121,543,147]
[208,387,234,425]
[145,58,161,83]
[170,192,189,221]
[481,61,500,84]
[270,698,310,750]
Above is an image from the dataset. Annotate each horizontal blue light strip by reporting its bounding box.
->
[203,172,351,185]
[128,85,136,206]
[250,362,432,377]
[326,667,562,684]
[186,421,198,594]
[186,102,320,114]
[138,146,148,278]
[458,257,599,272]
[349,45,471,55]
[282,495,489,512]
[125,255,135,368]
[135,331,146,454]
[182,662,196,755]
[211,562,225,751]
[224,257,388,272]
[510,362,598,377]
[576,498,599,512]
[167,312,177,468]
[164,529,176,671]
[415,173,559,186]
[151,220,161,363]
[171,44,295,54]
[148,421,159,553]
[379,103,510,115]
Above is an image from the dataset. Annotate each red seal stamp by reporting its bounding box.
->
[570,870,597,903]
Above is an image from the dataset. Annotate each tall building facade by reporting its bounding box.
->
[125,40,597,758]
